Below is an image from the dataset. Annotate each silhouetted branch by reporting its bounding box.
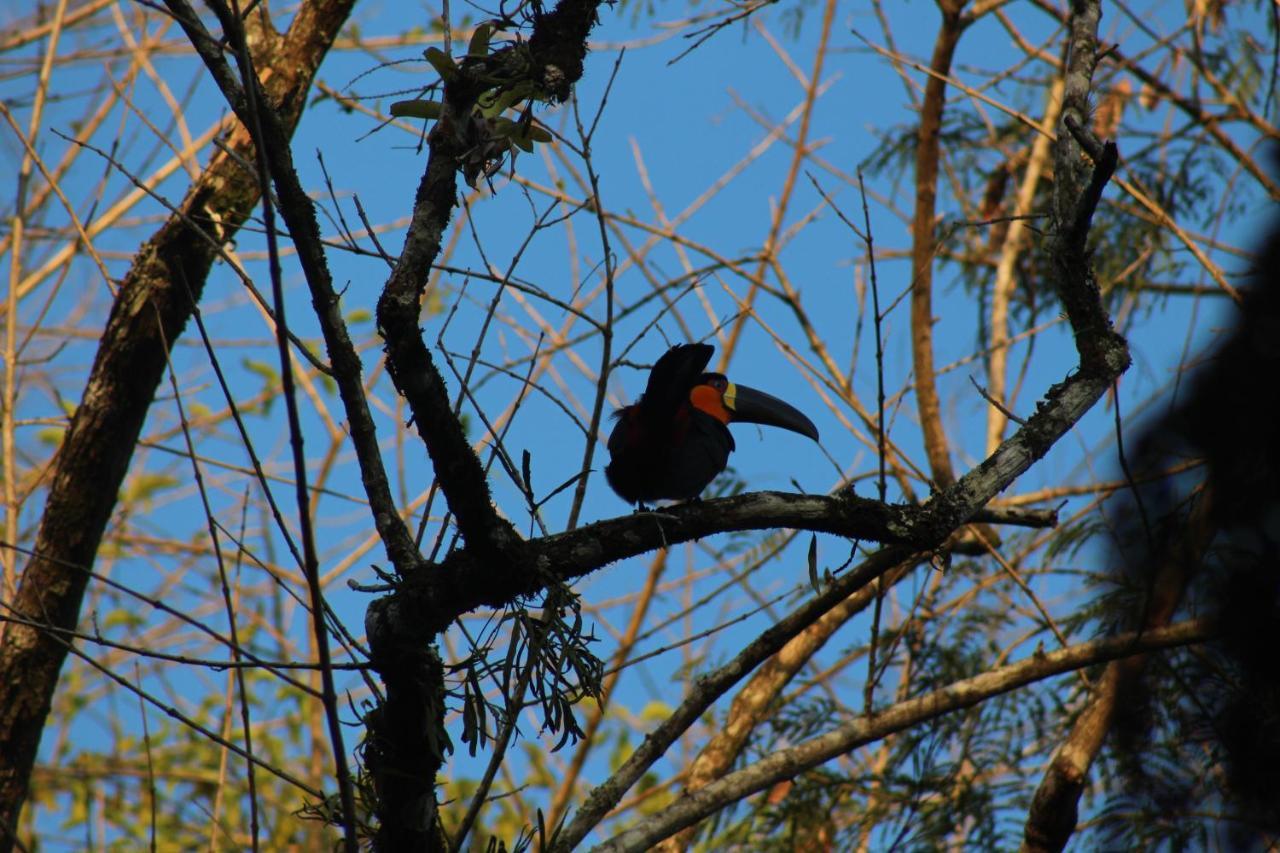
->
[406,493,1054,635]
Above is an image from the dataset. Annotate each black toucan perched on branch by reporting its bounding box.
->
[605,343,820,508]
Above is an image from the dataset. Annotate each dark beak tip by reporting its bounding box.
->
[793,419,820,443]
[732,384,820,443]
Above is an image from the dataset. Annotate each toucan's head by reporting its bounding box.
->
[688,372,820,442]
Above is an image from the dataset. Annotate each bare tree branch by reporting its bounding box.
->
[909,1,967,489]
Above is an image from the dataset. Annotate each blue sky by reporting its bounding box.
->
[3,0,1258,844]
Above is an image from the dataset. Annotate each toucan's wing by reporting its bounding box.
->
[638,343,714,423]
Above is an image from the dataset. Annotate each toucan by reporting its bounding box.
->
[605,343,819,508]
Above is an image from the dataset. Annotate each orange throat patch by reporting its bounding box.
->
[689,384,732,425]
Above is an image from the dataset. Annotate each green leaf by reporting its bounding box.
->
[468,22,493,57]
[423,46,458,81]
[242,358,279,385]
[124,473,179,506]
[37,426,65,446]
[609,729,632,773]
[390,99,443,120]
[479,83,534,118]
[807,534,820,593]
[461,682,478,756]
[101,609,146,631]
[641,700,673,721]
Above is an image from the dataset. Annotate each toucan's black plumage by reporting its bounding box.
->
[605,343,819,507]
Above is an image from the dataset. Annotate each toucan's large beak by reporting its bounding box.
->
[724,383,819,442]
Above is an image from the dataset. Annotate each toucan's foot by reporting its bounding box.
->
[633,503,653,513]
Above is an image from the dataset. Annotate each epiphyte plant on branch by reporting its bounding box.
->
[391,19,556,186]
[605,343,820,509]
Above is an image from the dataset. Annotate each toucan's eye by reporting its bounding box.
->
[709,376,727,391]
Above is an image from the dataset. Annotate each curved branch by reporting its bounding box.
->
[407,493,1054,636]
